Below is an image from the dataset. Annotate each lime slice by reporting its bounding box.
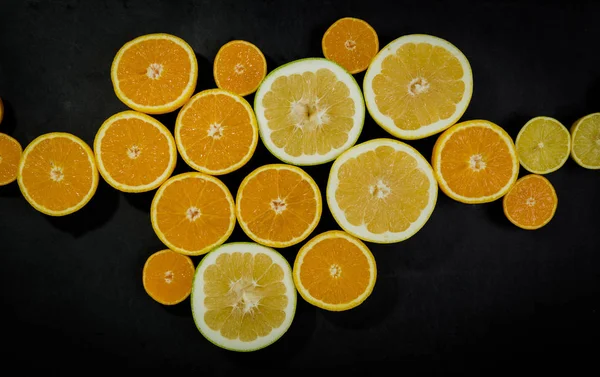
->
[515,116,571,174]
[570,113,600,169]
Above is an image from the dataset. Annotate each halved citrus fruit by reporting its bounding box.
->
[150,172,235,256]
[191,242,296,352]
[111,33,198,114]
[570,113,600,169]
[293,230,376,311]
[254,58,365,165]
[363,34,473,140]
[327,138,437,243]
[17,133,98,216]
[0,97,4,125]
[94,111,177,192]
[236,164,322,248]
[503,174,557,230]
[515,116,571,174]
[432,120,519,204]
[0,133,22,186]
[175,89,258,175]
[143,249,195,305]
[322,17,379,74]
[213,40,267,97]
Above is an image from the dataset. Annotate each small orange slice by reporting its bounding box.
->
[503,174,557,230]
[94,111,177,192]
[0,97,4,125]
[293,230,377,311]
[322,17,379,74]
[432,120,519,204]
[0,133,22,186]
[143,249,195,305]
[111,33,198,114]
[17,133,98,216]
[175,89,258,175]
[213,40,267,96]
[151,172,236,256]
[236,164,322,248]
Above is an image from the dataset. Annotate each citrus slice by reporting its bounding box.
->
[150,172,235,256]
[293,230,376,311]
[0,133,22,186]
[515,116,571,174]
[94,111,177,192]
[322,17,379,74]
[254,58,365,165]
[111,33,198,114]
[17,133,98,216]
[175,89,258,175]
[213,40,267,97]
[191,242,296,352]
[0,97,4,125]
[236,164,322,248]
[432,120,519,204]
[363,34,473,140]
[570,113,600,169]
[503,174,557,230]
[327,138,437,243]
[143,249,195,305]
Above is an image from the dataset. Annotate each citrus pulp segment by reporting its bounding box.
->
[322,17,379,74]
[570,113,600,169]
[0,133,22,186]
[503,174,558,230]
[515,116,570,174]
[142,249,195,305]
[213,40,267,96]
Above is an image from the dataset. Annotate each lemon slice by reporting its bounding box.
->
[570,113,600,169]
[515,116,571,174]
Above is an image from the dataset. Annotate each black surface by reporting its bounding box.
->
[1,0,599,374]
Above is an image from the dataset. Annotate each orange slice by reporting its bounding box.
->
[213,40,267,97]
[432,120,519,204]
[0,133,22,186]
[175,89,258,175]
[236,164,322,248]
[322,17,379,74]
[17,133,99,216]
[503,174,557,230]
[94,111,177,192]
[151,172,236,256]
[293,231,376,311]
[0,97,4,125]
[143,249,195,305]
[111,33,198,114]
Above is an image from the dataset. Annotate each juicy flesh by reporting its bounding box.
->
[116,38,192,106]
[20,137,94,211]
[0,135,21,184]
[504,176,556,228]
[518,119,570,171]
[100,117,172,186]
[372,42,465,131]
[322,18,379,73]
[440,127,514,198]
[335,145,430,234]
[155,177,232,252]
[203,252,288,342]
[239,168,318,243]
[145,251,194,303]
[215,42,266,95]
[262,68,356,157]
[300,237,370,304]
[179,93,254,171]
[573,115,600,167]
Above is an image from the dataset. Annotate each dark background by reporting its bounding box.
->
[1,0,599,374]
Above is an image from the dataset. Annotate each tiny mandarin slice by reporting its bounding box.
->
[94,111,177,192]
[515,116,571,174]
[0,97,4,125]
[503,174,557,230]
[432,120,519,204]
[322,17,379,74]
[236,164,322,248]
[111,33,198,114]
[151,172,236,256]
[17,133,98,216]
[570,113,600,169]
[293,230,376,311]
[254,58,365,165]
[363,34,473,140]
[0,133,22,186]
[213,40,267,97]
[191,242,296,352]
[175,89,258,175]
[327,139,438,243]
[143,249,195,305]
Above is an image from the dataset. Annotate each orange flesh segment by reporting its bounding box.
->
[203,252,287,342]
[143,250,195,304]
[20,137,95,211]
[116,38,192,107]
[0,134,22,185]
[214,41,266,96]
[322,18,379,74]
[504,175,556,228]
